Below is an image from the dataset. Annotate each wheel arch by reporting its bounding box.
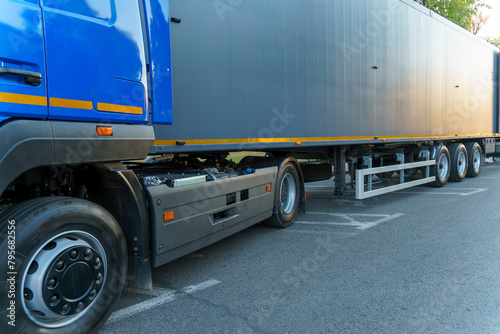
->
[81,163,153,291]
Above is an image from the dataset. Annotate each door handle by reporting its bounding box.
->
[0,67,42,86]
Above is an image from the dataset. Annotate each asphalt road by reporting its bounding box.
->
[100,161,500,334]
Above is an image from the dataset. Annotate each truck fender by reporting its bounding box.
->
[82,163,153,291]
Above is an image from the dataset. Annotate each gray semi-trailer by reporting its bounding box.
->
[0,0,499,333]
[154,0,499,153]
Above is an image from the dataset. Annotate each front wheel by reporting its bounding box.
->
[0,197,127,334]
[264,161,301,228]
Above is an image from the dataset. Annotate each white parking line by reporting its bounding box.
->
[295,212,405,230]
[182,279,221,294]
[124,287,172,297]
[106,279,221,325]
[285,229,357,236]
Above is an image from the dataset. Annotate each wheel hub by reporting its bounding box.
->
[438,153,449,179]
[457,151,467,175]
[41,245,104,317]
[473,149,481,172]
[22,232,107,328]
[280,173,297,215]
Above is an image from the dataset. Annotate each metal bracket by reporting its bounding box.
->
[355,160,436,200]
[420,149,431,177]
[362,155,373,192]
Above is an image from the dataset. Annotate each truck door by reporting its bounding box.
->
[0,0,48,120]
[41,0,148,124]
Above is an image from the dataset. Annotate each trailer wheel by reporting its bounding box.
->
[465,142,482,178]
[0,197,127,334]
[264,161,301,228]
[430,145,450,187]
[448,143,468,182]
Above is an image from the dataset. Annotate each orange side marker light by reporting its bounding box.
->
[97,126,113,136]
[163,211,174,222]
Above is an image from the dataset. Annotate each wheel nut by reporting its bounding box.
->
[47,278,57,288]
[24,288,33,301]
[61,304,70,315]
[84,249,93,259]
[94,258,101,269]
[70,250,78,260]
[50,295,59,306]
[89,289,97,300]
[96,273,103,284]
[55,260,65,271]
[76,301,85,312]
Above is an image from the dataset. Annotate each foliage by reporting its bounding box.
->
[468,10,489,35]
[486,37,500,48]
[414,0,490,32]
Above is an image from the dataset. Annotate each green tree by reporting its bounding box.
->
[415,0,490,32]
[469,10,489,35]
[486,37,500,48]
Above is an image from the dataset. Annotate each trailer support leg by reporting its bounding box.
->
[334,146,347,197]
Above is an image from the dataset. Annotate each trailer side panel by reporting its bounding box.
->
[153,0,498,151]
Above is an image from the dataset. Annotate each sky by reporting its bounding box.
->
[478,0,500,39]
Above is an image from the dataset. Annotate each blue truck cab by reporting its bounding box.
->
[0,0,172,125]
[0,0,178,215]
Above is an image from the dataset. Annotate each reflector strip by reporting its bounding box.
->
[50,98,92,110]
[0,92,47,106]
[98,102,143,115]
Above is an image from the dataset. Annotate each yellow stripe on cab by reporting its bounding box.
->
[0,92,47,106]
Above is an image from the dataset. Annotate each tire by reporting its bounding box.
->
[465,142,482,178]
[0,197,127,334]
[264,161,301,228]
[430,145,451,187]
[448,143,468,182]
